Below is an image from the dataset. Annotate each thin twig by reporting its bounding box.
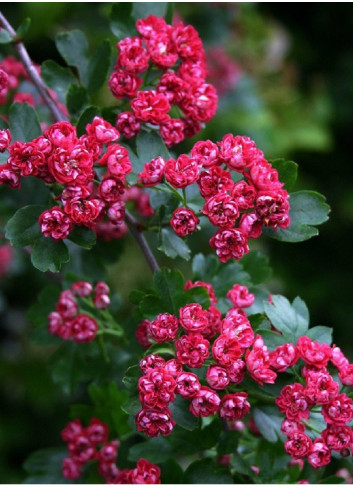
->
[0,10,160,274]
[125,210,160,273]
[0,11,66,123]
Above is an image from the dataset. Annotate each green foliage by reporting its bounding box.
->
[0,28,12,44]
[137,268,210,319]
[55,29,89,82]
[5,204,46,247]
[67,226,96,250]
[240,250,272,285]
[253,406,285,443]
[15,18,31,40]
[170,396,199,431]
[9,102,41,142]
[86,40,112,95]
[23,448,70,484]
[128,437,173,464]
[31,236,70,273]
[307,325,333,344]
[66,84,89,119]
[264,295,309,343]
[110,3,136,39]
[41,60,77,100]
[270,159,298,191]
[264,190,330,242]
[76,106,101,136]
[158,227,191,261]
[27,284,62,345]
[183,458,233,484]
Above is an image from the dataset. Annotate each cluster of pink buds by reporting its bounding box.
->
[276,340,353,468]
[138,134,290,262]
[135,281,263,437]
[61,418,161,483]
[110,15,218,147]
[0,118,154,242]
[0,56,67,113]
[48,281,110,343]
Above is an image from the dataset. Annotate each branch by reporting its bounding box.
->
[125,210,160,273]
[0,11,66,123]
[0,12,160,274]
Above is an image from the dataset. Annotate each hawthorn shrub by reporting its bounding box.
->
[0,3,351,485]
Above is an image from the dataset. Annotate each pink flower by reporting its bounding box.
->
[136,320,152,349]
[212,334,243,367]
[85,117,119,144]
[135,407,175,437]
[322,394,353,425]
[138,367,176,409]
[339,364,353,386]
[245,335,277,385]
[322,424,353,451]
[238,212,263,238]
[117,36,149,73]
[170,208,199,237]
[109,69,142,99]
[191,140,220,168]
[255,189,290,230]
[87,418,109,445]
[197,166,234,199]
[39,207,73,240]
[130,458,161,484]
[165,154,200,188]
[175,333,210,368]
[249,159,283,191]
[62,457,82,480]
[139,354,166,374]
[0,128,11,152]
[175,372,201,398]
[276,383,311,421]
[270,344,299,372]
[284,432,313,458]
[219,134,261,171]
[99,144,132,176]
[131,90,170,124]
[70,281,93,297]
[45,121,77,149]
[189,386,221,417]
[71,314,98,343]
[231,181,257,211]
[307,438,331,468]
[227,359,246,384]
[304,369,339,405]
[297,336,332,369]
[206,365,230,390]
[202,192,239,228]
[209,227,249,263]
[159,118,185,147]
[184,280,217,306]
[149,313,179,343]
[115,111,141,139]
[226,284,254,308]
[219,392,250,421]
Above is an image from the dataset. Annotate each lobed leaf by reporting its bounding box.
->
[9,102,41,142]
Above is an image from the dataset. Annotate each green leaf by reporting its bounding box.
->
[270,159,298,191]
[264,190,330,242]
[68,226,96,250]
[153,268,184,313]
[132,2,167,19]
[256,329,286,350]
[9,102,41,142]
[217,430,239,455]
[31,237,70,273]
[0,28,12,44]
[87,39,112,94]
[160,459,183,484]
[122,364,140,393]
[66,84,88,119]
[110,3,136,39]
[253,406,285,443]
[183,459,233,484]
[170,396,199,431]
[27,284,62,345]
[158,228,191,261]
[5,204,46,247]
[15,17,31,39]
[128,438,173,464]
[76,105,101,137]
[165,3,174,24]
[240,250,272,285]
[23,447,69,484]
[41,60,77,99]
[307,325,333,345]
[264,295,309,342]
[184,286,210,310]
[137,130,170,162]
[55,29,89,82]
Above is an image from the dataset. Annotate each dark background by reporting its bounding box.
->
[0,2,352,482]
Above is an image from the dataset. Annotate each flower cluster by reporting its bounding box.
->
[0,118,155,242]
[61,418,160,483]
[48,281,111,343]
[277,339,353,468]
[110,15,218,147]
[138,134,290,262]
[0,56,67,113]
[135,281,261,437]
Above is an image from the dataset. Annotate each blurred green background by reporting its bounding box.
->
[0,2,353,482]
